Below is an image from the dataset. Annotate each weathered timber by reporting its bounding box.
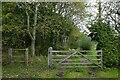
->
[25,48,28,66]
[8,48,12,65]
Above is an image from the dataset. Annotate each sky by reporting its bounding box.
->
[74,2,98,34]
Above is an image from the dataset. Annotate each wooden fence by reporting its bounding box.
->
[2,48,29,65]
[48,47,102,68]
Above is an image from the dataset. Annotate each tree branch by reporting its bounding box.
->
[25,8,34,40]
[33,3,40,40]
[109,14,120,34]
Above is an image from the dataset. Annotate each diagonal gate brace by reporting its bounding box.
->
[58,51,77,64]
[78,52,101,68]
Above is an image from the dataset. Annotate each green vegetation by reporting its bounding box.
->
[2,56,118,78]
[0,27,1,31]
[89,21,119,67]
[2,1,119,79]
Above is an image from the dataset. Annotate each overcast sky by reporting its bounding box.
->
[74,2,98,34]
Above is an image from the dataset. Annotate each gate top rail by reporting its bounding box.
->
[48,47,102,53]
[50,50,102,53]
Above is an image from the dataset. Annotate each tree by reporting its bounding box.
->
[102,1,120,35]
[87,1,119,67]
[25,3,40,57]
[87,1,120,35]
[2,2,86,56]
[89,21,119,67]
[2,3,30,48]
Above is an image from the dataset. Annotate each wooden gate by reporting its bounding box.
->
[48,47,102,68]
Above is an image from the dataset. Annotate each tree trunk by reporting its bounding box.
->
[31,39,35,57]
[25,3,39,57]
[98,1,102,23]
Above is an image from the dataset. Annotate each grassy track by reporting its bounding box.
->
[2,55,118,78]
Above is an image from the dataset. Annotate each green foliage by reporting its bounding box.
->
[68,30,97,51]
[2,25,30,48]
[0,27,2,31]
[35,13,75,55]
[2,2,79,55]
[75,35,96,50]
[2,2,86,56]
[67,26,81,49]
[2,3,31,48]
[88,21,119,67]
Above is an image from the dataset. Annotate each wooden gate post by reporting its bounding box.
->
[8,48,12,65]
[48,47,53,68]
[25,48,28,66]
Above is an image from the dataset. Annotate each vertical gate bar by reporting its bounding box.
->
[48,48,50,67]
[48,47,53,68]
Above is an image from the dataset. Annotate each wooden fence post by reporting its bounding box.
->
[0,48,2,67]
[8,48,12,65]
[48,47,52,68]
[25,48,28,66]
[101,50,103,69]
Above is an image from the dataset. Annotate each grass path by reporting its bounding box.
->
[2,56,118,78]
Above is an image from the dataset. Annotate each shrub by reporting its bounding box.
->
[88,21,119,67]
[74,34,98,51]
